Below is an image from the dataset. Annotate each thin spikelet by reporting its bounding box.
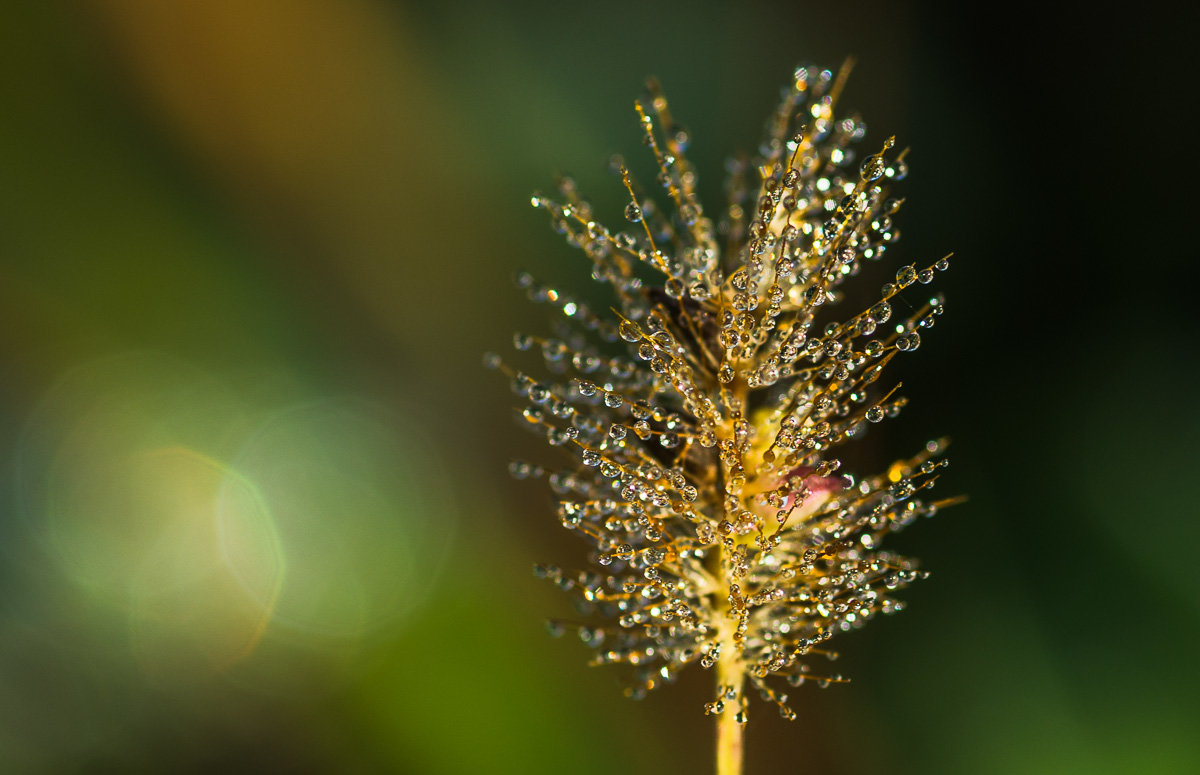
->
[489,60,961,752]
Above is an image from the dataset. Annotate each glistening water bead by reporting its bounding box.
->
[490,61,961,729]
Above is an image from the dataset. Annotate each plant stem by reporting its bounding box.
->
[715,653,744,775]
[715,379,748,775]
[714,580,745,775]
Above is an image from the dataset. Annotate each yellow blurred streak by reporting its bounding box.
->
[86,0,492,375]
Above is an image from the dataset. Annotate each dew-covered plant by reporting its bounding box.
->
[489,61,961,775]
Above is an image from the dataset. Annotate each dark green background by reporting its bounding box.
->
[1,2,1194,773]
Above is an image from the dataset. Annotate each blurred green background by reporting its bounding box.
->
[0,1,1195,773]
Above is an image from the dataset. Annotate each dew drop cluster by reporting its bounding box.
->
[492,62,960,724]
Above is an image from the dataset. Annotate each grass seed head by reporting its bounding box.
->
[491,61,960,723]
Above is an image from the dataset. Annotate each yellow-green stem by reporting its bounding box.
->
[715,651,744,775]
[714,379,748,775]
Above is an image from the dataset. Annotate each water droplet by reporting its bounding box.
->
[896,332,921,352]
[860,155,885,182]
[625,202,643,222]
